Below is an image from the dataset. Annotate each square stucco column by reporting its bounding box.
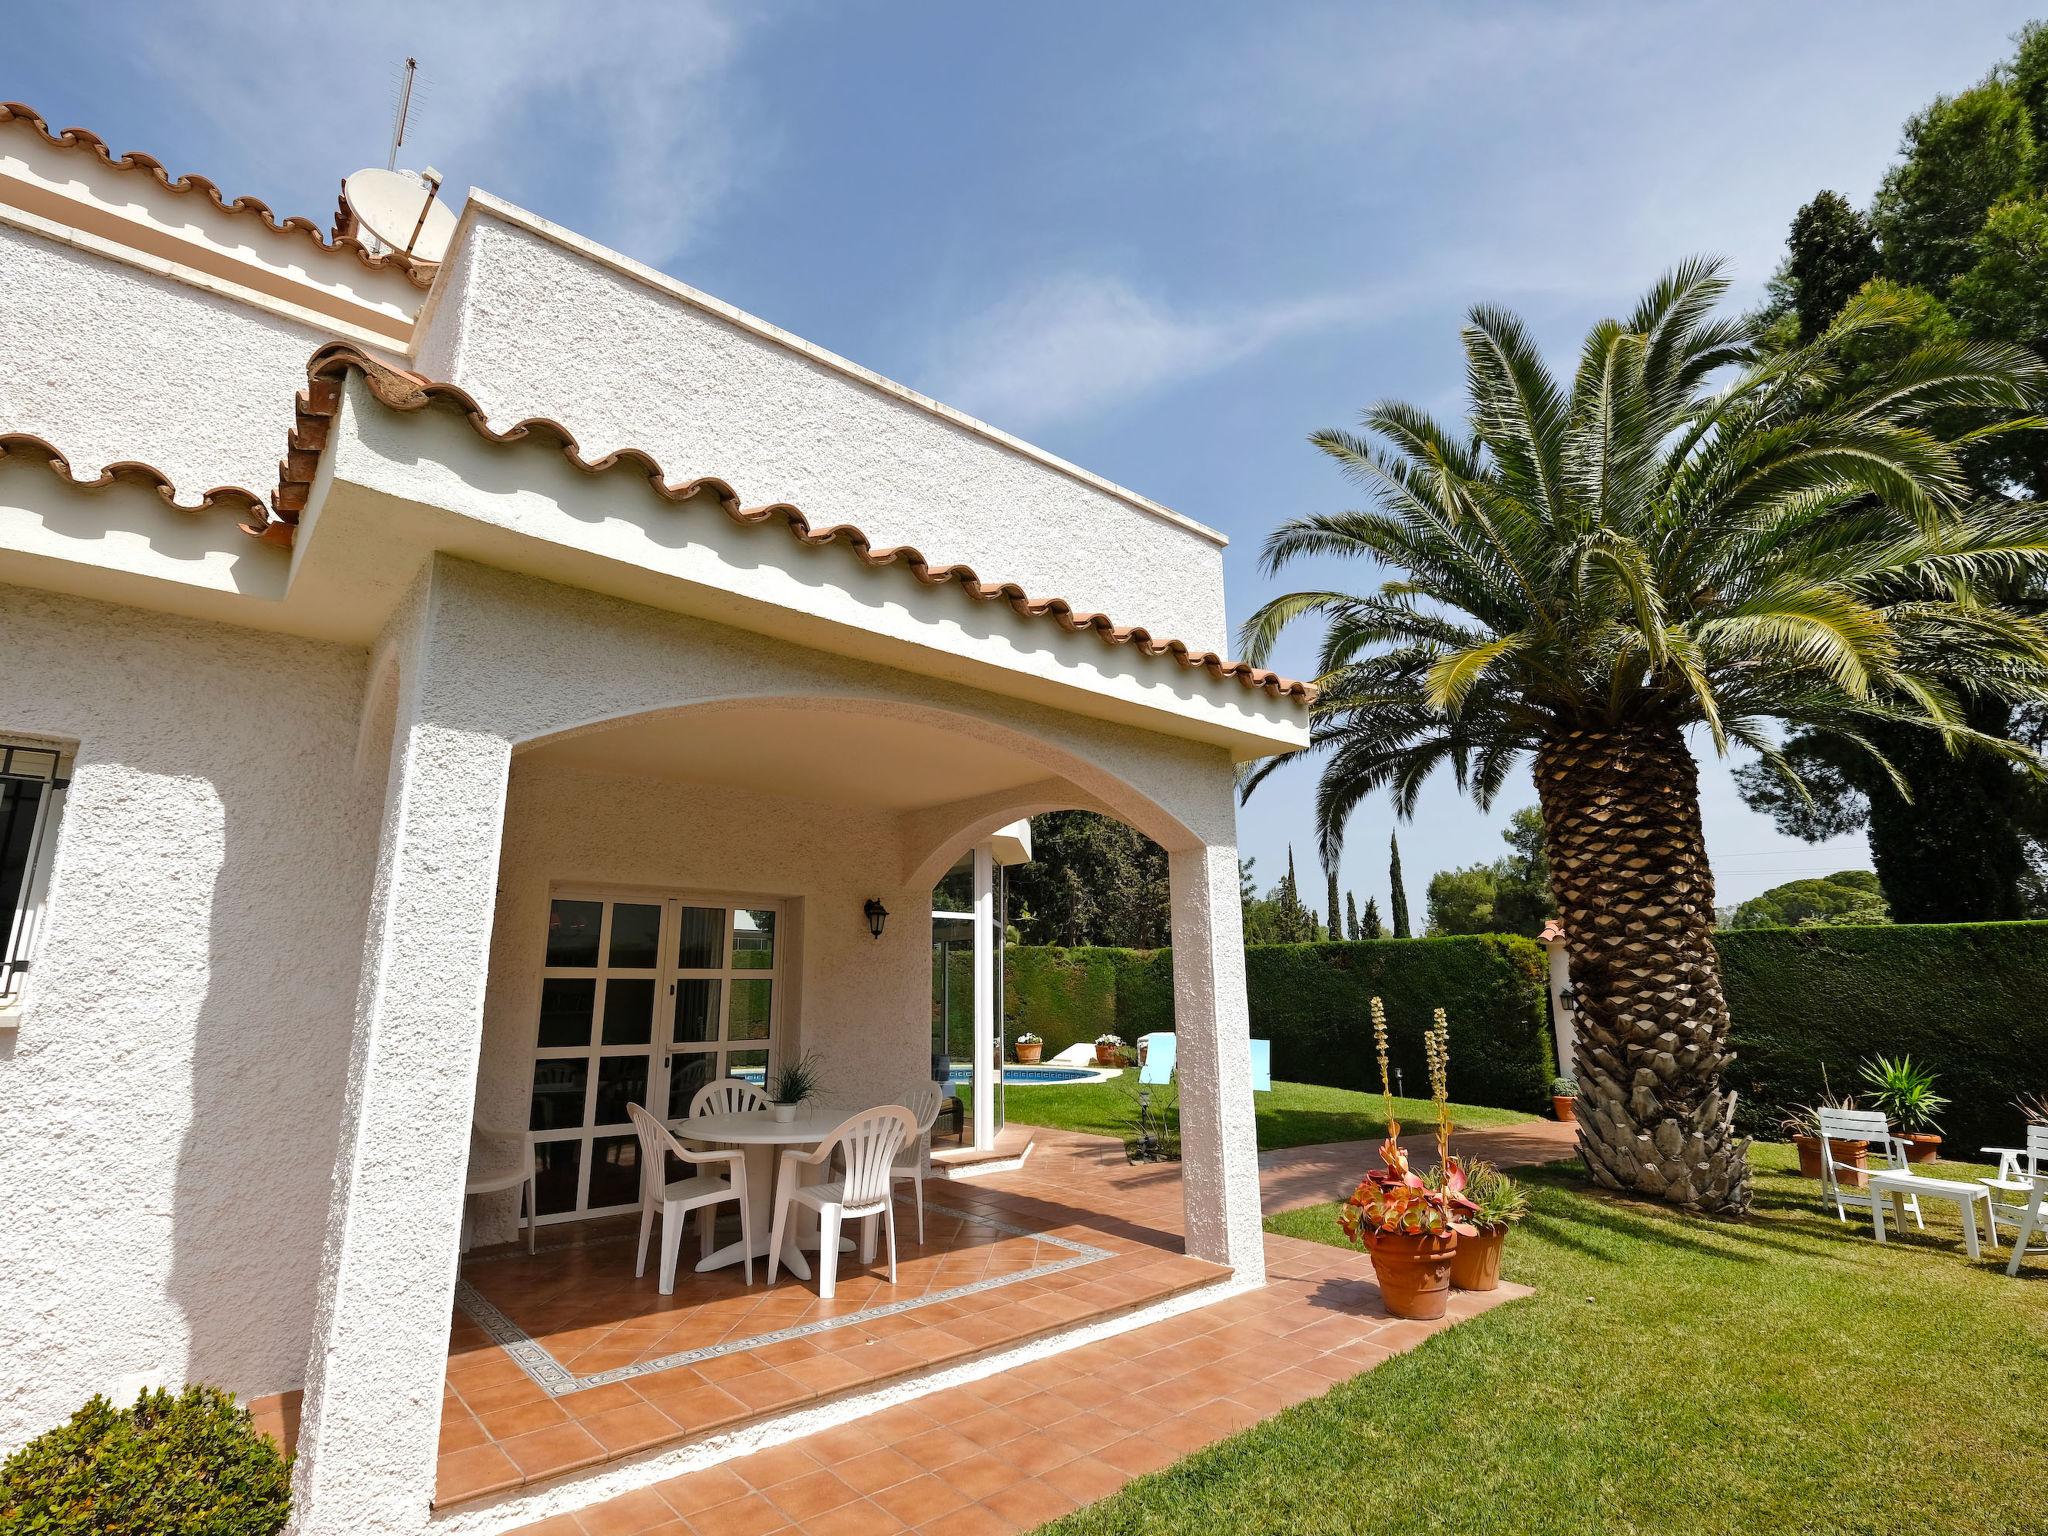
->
[290,706,513,1536]
[1169,842,1265,1281]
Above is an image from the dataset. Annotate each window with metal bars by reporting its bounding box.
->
[2,738,71,1011]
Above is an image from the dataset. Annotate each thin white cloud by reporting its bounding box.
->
[136,0,758,263]
[920,273,1385,432]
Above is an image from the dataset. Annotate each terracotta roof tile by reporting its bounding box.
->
[0,102,435,290]
[267,343,1315,703]
[0,432,265,514]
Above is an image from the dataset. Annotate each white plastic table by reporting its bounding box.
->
[1867,1169,1995,1259]
[679,1107,851,1280]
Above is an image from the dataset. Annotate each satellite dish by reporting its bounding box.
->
[342,166,457,263]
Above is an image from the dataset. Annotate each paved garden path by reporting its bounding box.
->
[1258,1118,1580,1214]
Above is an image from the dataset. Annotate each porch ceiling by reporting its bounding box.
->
[516,707,1052,814]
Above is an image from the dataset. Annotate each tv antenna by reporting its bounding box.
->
[386,56,418,172]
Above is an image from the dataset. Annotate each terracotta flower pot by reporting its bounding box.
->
[1552,1095,1577,1123]
[1015,1041,1043,1064]
[1366,1229,1458,1320]
[1827,1140,1870,1189]
[1449,1226,1505,1292]
[1094,1046,1117,1066]
[1793,1134,1824,1179]
[1901,1132,1941,1165]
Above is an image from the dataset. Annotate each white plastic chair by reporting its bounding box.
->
[767,1106,915,1299]
[2002,1172,2048,1277]
[464,1124,538,1253]
[890,1083,945,1244]
[626,1103,752,1293]
[690,1078,772,1118]
[1818,1107,1921,1229]
[1983,1123,2048,1252]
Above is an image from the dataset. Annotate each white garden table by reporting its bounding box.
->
[1867,1169,1995,1259]
[678,1107,854,1280]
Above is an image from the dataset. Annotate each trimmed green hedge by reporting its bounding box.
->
[1002,937,1553,1111]
[1719,921,2048,1150]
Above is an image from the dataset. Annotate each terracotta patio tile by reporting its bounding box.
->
[478,1397,571,1442]
[933,1450,1020,1503]
[1038,1454,1128,1506]
[1096,1433,1180,1477]
[579,1486,682,1536]
[439,1410,489,1454]
[796,1498,912,1536]
[995,1432,1082,1479]
[583,1400,683,1456]
[499,1420,606,1481]
[912,1503,1017,1536]
[836,1447,922,1496]
[764,1468,860,1521]
[434,1443,521,1505]
[948,1408,1024,1452]
[893,1427,978,1472]
[659,1465,751,1515]
[979,1478,1077,1530]
[870,1473,969,1527]
[688,1493,790,1536]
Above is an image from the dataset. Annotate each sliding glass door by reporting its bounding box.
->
[529,891,781,1221]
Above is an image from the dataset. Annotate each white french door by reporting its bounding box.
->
[528,889,782,1222]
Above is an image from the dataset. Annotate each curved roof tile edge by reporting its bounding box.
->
[273,343,1316,704]
[0,102,435,290]
[0,431,266,512]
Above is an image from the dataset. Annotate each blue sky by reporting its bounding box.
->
[12,2,2042,910]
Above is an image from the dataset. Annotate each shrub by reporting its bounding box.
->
[1718,921,2048,1150]
[1002,937,1554,1112]
[0,1385,291,1536]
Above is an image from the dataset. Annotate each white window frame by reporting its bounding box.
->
[1,736,73,1020]
[529,885,785,1223]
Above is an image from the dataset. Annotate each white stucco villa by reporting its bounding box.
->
[0,104,1311,1534]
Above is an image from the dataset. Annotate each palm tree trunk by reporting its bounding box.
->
[1533,724,1751,1214]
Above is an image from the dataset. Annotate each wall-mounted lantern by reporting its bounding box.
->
[863,898,889,940]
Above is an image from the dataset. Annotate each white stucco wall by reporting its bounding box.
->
[411,211,1233,652]
[0,583,378,1450]
[0,222,345,502]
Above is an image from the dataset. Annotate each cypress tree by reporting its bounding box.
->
[1345,890,1360,940]
[1389,832,1412,938]
[1325,863,1342,944]
[1361,896,1385,939]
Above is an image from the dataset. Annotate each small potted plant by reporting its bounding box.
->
[767,1052,821,1123]
[1550,1075,1579,1123]
[1779,1077,1861,1181]
[1014,1032,1043,1065]
[1859,1053,1947,1163]
[1448,1161,1526,1292]
[1340,1139,1474,1319]
[1094,1032,1126,1067]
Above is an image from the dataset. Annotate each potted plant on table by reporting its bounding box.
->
[1094,1032,1126,1067]
[1859,1054,1947,1163]
[1448,1161,1527,1292]
[1014,1032,1043,1065]
[1550,1075,1579,1123]
[767,1053,821,1124]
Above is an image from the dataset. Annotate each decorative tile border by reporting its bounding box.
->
[455,1201,1112,1398]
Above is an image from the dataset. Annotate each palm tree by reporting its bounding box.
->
[1242,261,2048,1213]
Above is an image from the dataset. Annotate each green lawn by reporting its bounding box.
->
[1043,1146,2048,1536]
[975,1069,1534,1153]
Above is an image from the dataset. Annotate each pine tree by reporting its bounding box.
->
[1389,832,1412,938]
[1345,890,1360,940]
[1361,896,1385,940]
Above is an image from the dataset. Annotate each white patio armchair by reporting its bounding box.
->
[1999,1173,2048,1277]
[1982,1123,2048,1257]
[767,1106,915,1299]
[464,1123,538,1254]
[626,1103,753,1293]
[1818,1107,1921,1228]
[690,1078,772,1118]
[890,1082,945,1244]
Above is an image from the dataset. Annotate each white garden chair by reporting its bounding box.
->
[464,1123,538,1254]
[2000,1172,2048,1278]
[1982,1123,2048,1255]
[1818,1107,1922,1229]
[766,1105,915,1299]
[889,1082,945,1244]
[689,1078,772,1118]
[626,1103,752,1293]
